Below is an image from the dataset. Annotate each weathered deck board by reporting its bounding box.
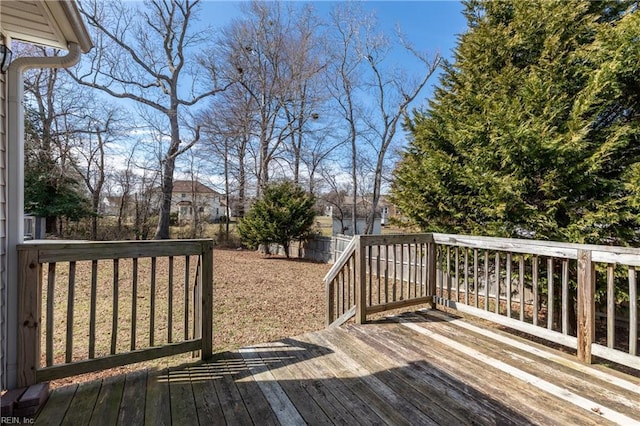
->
[34,384,77,425]
[88,375,124,426]
[60,381,100,426]
[35,310,640,425]
[144,368,170,426]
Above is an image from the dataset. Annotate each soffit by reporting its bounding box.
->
[0,1,92,52]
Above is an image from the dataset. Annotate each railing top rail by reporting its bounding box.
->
[17,239,214,263]
[431,233,640,265]
[324,236,356,283]
[359,233,434,246]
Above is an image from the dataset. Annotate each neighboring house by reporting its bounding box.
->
[378,195,403,226]
[1,0,92,391]
[324,195,398,235]
[170,180,225,223]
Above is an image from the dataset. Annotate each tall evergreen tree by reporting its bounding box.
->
[392,0,639,245]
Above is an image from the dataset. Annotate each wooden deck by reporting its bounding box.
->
[35,310,640,425]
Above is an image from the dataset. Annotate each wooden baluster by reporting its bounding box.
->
[506,253,512,318]
[46,263,56,366]
[111,259,119,355]
[368,245,373,306]
[376,245,381,304]
[89,260,98,359]
[446,247,451,301]
[66,261,76,363]
[184,255,190,340]
[606,264,614,348]
[629,267,637,356]
[400,244,405,301]
[547,258,554,330]
[562,259,569,335]
[473,249,479,308]
[495,253,501,315]
[131,258,138,351]
[532,256,538,327]
[150,257,157,347]
[464,248,469,305]
[455,247,459,302]
[393,244,398,302]
[384,245,389,303]
[484,250,489,310]
[168,256,174,343]
[519,256,525,322]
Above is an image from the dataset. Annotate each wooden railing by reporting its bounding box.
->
[17,239,213,387]
[325,234,437,327]
[326,233,639,369]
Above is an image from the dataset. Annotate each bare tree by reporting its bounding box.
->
[216,1,325,194]
[22,45,94,235]
[200,83,254,220]
[326,4,364,235]
[327,4,441,234]
[72,0,228,239]
[71,106,125,239]
[361,33,440,233]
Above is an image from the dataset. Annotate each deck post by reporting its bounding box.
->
[200,241,214,360]
[577,249,594,364]
[17,246,42,386]
[355,236,367,324]
[427,241,437,308]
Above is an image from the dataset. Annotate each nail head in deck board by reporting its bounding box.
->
[89,375,126,426]
[145,369,171,426]
[34,384,78,426]
[118,369,148,425]
[60,381,101,426]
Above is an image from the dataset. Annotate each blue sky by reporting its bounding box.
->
[198,0,468,107]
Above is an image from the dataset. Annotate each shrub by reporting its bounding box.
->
[237,182,315,258]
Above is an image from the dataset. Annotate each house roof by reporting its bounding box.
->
[1,1,92,53]
[173,180,219,195]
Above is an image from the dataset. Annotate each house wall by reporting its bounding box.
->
[0,56,7,390]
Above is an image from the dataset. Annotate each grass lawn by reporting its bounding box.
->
[45,248,330,387]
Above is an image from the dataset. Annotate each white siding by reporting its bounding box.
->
[0,68,7,390]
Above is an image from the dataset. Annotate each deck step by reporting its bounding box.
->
[1,383,49,418]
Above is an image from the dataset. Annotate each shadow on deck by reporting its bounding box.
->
[35,310,640,425]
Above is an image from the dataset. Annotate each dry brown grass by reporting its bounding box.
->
[45,249,330,387]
